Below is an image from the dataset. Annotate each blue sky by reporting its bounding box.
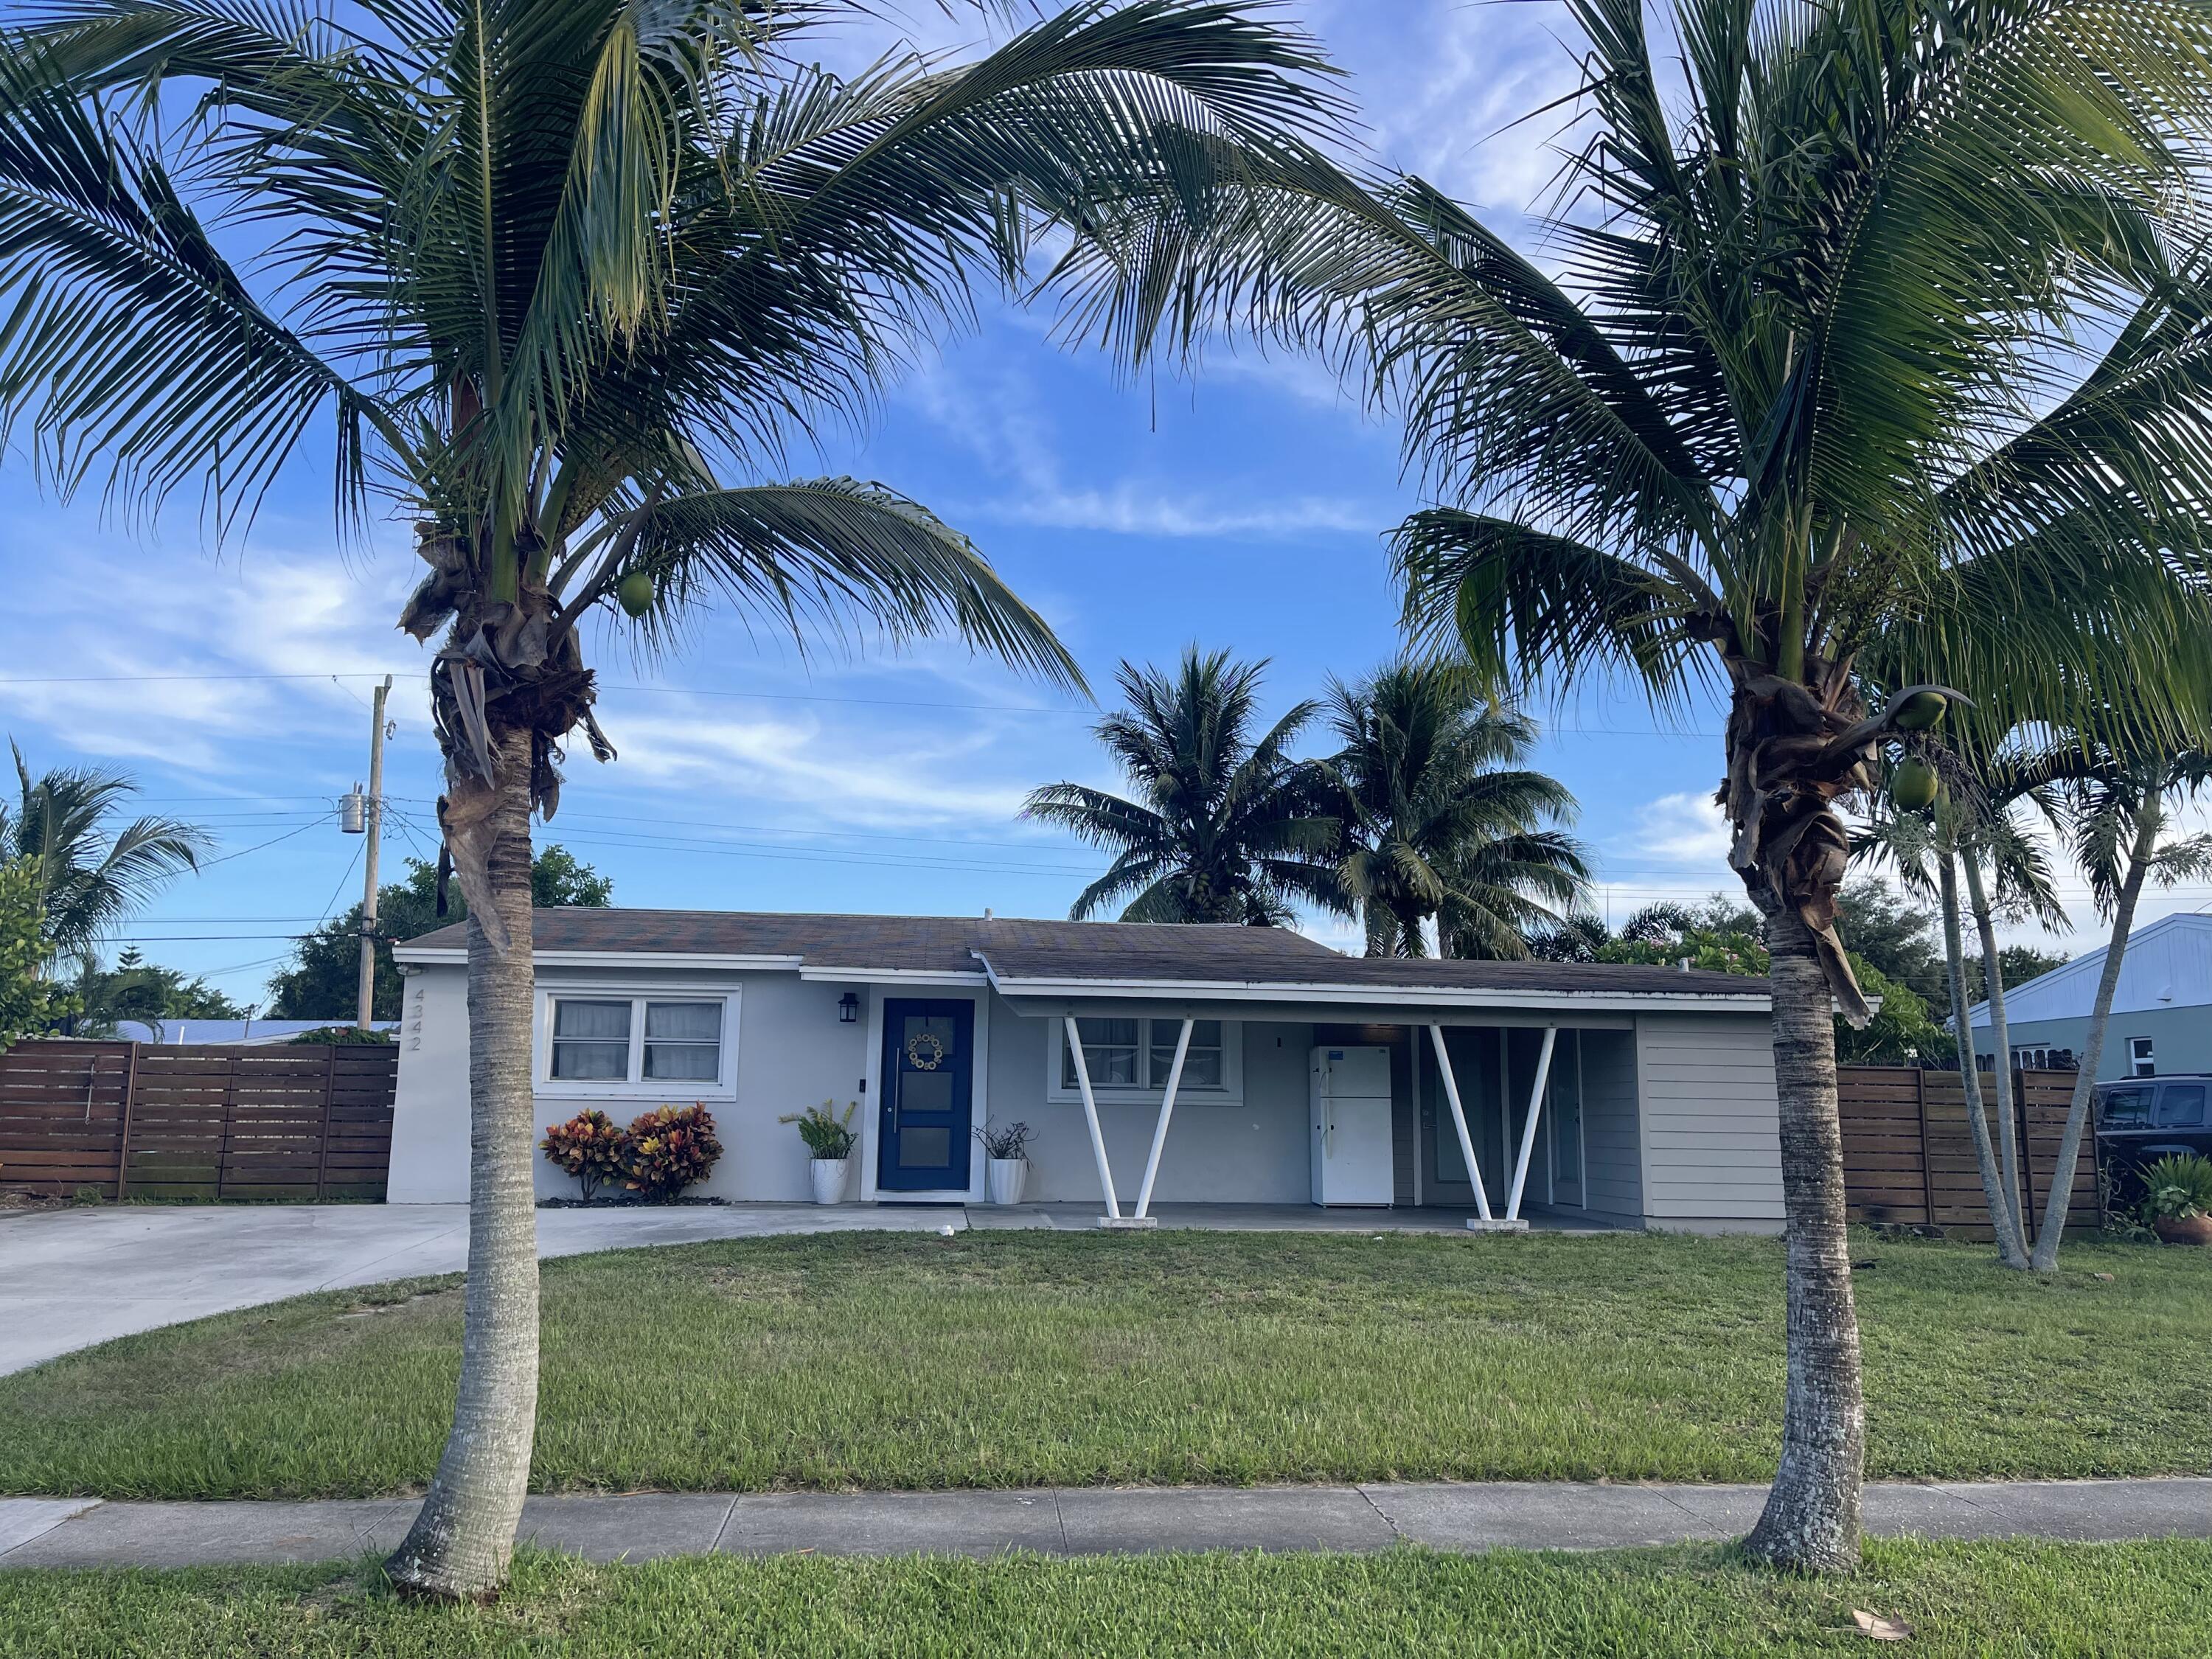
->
[0,0,2177,1007]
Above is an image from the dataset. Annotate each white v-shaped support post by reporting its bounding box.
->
[1133,1017,1193,1220]
[1065,1015,1124,1223]
[1427,1023,1494,1222]
[1504,1026,1559,1222]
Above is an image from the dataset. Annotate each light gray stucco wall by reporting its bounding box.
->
[1632,1012,1783,1232]
[387,964,470,1203]
[983,1006,1316,1206]
[386,963,869,1204]
[1975,1006,2212,1082]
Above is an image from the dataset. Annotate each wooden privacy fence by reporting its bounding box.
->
[1838,1065,2098,1239]
[0,1040,398,1201]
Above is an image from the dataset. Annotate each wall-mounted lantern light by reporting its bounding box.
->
[838,992,859,1024]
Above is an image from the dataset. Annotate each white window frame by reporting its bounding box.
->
[1046,1016,1243,1105]
[535,983,740,1100]
[2129,1035,2156,1078]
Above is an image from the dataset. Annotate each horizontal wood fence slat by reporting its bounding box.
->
[0,1041,397,1201]
[1839,1065,2097,1241]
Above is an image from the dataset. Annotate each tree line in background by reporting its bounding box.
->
[0,732,622,1044]
[7,0,2212,1593]
[1026,649,1587,955]
[265,845,613,1021]
[1029,651,2097,1070]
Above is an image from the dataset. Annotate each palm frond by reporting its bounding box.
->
[0,34,394,524]
[1393,508,1712,708]
[619,478,1081,691]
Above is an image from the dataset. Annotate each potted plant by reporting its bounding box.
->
[781,1101,858,1204]
[975,1120,1033,1206]
[2143,1153,2212,1245]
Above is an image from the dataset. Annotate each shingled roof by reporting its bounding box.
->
[397,908,1759,999]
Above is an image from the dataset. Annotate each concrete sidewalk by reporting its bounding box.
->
[3,1479,2207,1568]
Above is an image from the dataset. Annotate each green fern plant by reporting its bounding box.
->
[781,1101,858,1161]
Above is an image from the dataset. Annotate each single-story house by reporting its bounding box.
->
[386,909,1787,1231]
[1970,914,2211,1080]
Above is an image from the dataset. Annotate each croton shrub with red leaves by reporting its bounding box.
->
[619,1104,723,1200]
[540,1104,723,1200]
[538,1108,626,1200]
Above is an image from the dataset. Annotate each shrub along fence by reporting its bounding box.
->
[0,1040,398,1201]
[1838,1065,2097,1240]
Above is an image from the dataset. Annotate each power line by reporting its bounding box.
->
[198,814,335,868]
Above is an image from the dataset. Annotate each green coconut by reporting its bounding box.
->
[1891,690,1947,731]
[1891,757,1941,811]
[616,570,655,619]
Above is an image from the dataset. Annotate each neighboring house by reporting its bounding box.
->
[108,1018,399,1046]
[1969,913,2212,1080]
[387,909,1787,1232]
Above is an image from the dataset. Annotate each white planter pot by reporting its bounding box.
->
[809,1158,849,1206]
[987,1158,1027,1206]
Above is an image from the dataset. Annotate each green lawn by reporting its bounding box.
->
[1,1229,2204,1500]
[4,1541,2211,1658]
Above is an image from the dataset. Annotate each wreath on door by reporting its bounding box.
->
[905,1030,947,1071]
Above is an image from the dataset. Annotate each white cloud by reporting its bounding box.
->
[0,520,425,774]
[984,483,1379,540]
[596,699,1039,828]
[1623,790,1732,867]
[894,348,1385,541]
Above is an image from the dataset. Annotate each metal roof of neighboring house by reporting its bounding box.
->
[395,907,1761,1004]
[1969,912,2212,1029]
[110,1018,400,1045]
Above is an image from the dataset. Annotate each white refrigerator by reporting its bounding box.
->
[1310,1045,1395,1206]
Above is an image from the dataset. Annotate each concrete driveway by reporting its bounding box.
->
[0,1202,965,1377]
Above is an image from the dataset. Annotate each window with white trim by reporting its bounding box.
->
[1051,1018,1239,1102]
[540,990,736,1095]
[2129,1035,2156,1078]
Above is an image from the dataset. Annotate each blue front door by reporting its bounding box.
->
[877,999,974,1192]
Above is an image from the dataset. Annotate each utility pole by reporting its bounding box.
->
[356,675,392,1029]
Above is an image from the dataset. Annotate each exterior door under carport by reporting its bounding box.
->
[1419,1026,1587,1210]
[1420,1026,1500,1204]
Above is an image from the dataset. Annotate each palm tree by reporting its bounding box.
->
[2033,751,2212,1268]
[1312,664,1587,958]
[0,742,208,970]
[1025,649,1335,925]
[1251,1,2212,1571]
[0,0,1346,1596]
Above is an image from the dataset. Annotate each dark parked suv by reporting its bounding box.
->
[2096,1075,2212,1197]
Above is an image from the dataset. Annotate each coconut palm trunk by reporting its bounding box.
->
[385,739,540,1597]
[1745,905,1864,1571]
[2031,806,2158,1270]
[1939,855,2031,1268]
[1961,852,2025,1241]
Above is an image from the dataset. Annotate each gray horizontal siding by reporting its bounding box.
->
[1635,1015,1781,1219]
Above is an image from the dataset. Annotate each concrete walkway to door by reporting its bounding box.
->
[0,1200,1613,1377]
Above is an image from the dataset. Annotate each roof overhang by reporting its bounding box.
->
[798,966,992,986]
[979,965,1769,1019]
